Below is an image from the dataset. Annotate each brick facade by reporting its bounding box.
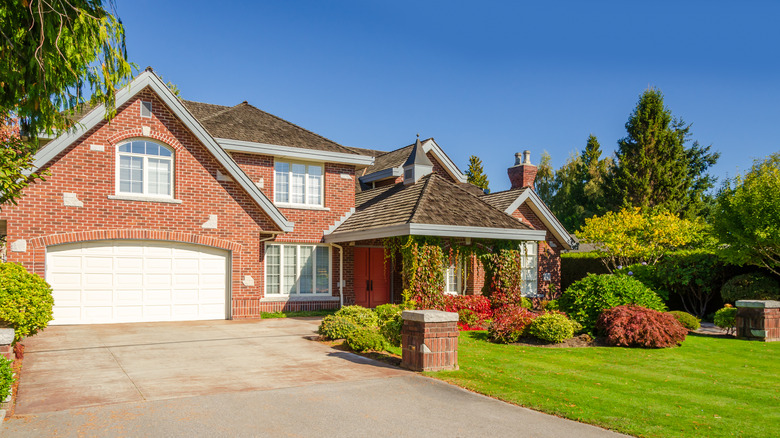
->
[0,87,354,318]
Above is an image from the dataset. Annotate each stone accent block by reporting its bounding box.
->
[0,329,14,346]
[736,300,780,342]
[401,310,459,372]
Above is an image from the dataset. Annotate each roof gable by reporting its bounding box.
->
[359,138,466,184]
[31,70,294,233]
[481,188,577,250]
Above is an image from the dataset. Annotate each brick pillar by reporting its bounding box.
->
[0,328,14,360]
[735,300,780,342]
[401,310,459,371]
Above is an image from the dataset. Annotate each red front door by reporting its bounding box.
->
[354,247,389,308]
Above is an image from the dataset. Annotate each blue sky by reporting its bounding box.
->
[116,1,780,192]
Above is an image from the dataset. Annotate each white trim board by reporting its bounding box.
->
[324,223,546,243]
[29,70,294,233]
[218,138,374,167]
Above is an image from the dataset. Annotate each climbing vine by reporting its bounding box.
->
[382,236,534,309]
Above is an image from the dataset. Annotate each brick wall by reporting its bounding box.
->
[0,87,354,318]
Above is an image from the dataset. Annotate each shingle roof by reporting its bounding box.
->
[403,138,433,167]
[181,100,362,156]
[335,173,531,233]
[480,188,528,212]
[363,144,415,175]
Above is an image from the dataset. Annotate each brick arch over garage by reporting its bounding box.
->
[23,230,242,280]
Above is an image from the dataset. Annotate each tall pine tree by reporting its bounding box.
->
[610,88,718,216]
[465,155,490,193]
[577,135,611,221]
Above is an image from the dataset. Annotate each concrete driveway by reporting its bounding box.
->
[4,318,627,437]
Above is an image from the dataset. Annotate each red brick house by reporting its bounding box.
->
[0,70,575,324]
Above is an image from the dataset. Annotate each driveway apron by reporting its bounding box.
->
[13,318,405,414]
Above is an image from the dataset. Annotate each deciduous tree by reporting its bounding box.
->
[711,153,780,276]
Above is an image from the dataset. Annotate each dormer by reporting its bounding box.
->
[402,137,433,185]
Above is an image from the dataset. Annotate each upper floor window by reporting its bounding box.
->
[117,140,173,197]
[274,161,323,207]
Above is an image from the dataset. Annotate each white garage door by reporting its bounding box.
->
[46,240,229,325]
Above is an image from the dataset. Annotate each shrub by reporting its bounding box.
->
[345,326,388,352]
[669,311,701,331]
[489,291,533,310]
[0,357,12,401]
[527,312,575,343]
[596,305,688,348]
[0,263,54,343]
[721,273,780,303]
[380,315,403,347]
[714,305,738,335]
[333,305,379,327]
[318,315,359,340]
[559,273,666,333]
[488,305,536,344]
[373,304,404,347]
[444,295,493,329]
[542,299,559,312]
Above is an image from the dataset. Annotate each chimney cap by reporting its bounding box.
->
[513,150,533,166]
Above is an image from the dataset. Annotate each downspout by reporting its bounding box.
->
[331,243,344,308]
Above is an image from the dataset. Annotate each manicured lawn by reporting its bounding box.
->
[427,331,779,438]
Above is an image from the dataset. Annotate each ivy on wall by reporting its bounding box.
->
[383,236,538,309]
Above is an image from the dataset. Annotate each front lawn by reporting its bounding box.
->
[428,332,779,438]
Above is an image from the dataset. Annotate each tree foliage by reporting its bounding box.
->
[1,0,133,137]
[577,207,702,272]
[465,155,489,193]
[534,151,555,205]
[711,153,780,276]
[0,0,133,208]
[609,88,719,217]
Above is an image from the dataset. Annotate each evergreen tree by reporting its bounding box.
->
[576,135,611,221]
[610,88,718,216]
[535,151,556,205]
[465,155,490,193]
[550,152,583,232]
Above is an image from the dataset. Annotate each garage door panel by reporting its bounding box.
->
[47,240,228,325]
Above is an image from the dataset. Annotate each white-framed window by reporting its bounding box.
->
[274,160,323,207]
[265,243,330,295]
[116,140,174,197]
[520,241,538,296]
[444,261,466,295]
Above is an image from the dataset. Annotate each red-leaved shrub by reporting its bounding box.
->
[444,295,492,319]
[596,305,688,348]
[488,305,537,343]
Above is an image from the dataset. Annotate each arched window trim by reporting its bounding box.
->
[115,139,175,199]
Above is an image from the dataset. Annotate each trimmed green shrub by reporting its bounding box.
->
[0,357,12,401]
[488,305,536,344]
[527,312,575,343]
[345,326,388,352]
[542,299,559,312]
[374,304,402,325]
[561,252,610,291]
[318,315,358,340]
[0,263,54,343]
[615,263,668,300]
[721,273,780,303]
[669,311,701,331]
[597,305,688,348]
[380,316,403,347]
[714,305,738,335]
[333,305,379,327]
[559,273,666,333]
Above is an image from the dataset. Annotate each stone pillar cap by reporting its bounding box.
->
[402,309,459,323]
[735,300,780,309]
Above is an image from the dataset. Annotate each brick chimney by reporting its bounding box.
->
[507,150,537,189]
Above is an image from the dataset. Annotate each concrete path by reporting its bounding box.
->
[3,318,627,437]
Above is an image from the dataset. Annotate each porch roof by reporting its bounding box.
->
[324,174,546,243]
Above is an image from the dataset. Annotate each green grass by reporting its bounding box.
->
[260,309,337,319]
[427,332,780,438]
